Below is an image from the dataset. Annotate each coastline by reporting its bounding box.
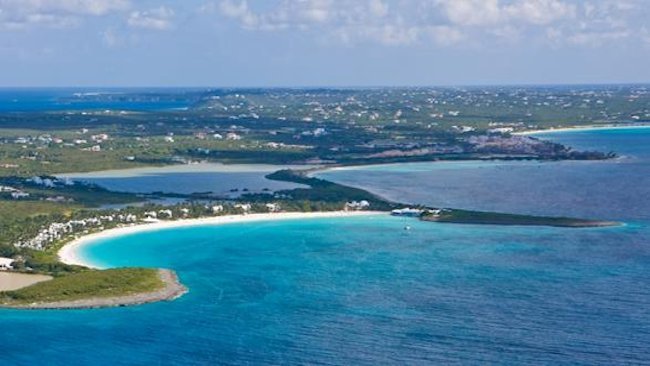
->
[59,211,387,268]
[515,123,650,136]
[3,269,187,310]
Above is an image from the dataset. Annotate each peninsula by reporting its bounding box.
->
[420,208,620,228]
[1,268,186,310]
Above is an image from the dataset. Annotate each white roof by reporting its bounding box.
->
[0,257,14,266]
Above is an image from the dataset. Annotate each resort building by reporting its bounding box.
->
[391,208,424,217]
[345,200,370,211]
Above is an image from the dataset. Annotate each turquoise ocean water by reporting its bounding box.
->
[1,128,650,365]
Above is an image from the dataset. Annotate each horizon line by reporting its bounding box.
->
[1,82,650,90]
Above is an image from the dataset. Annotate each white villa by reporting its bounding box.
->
[0,257,14,270]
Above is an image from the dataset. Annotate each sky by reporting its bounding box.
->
[0,0,649,87]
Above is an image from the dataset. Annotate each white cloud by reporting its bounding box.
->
[0,0,131,15]
[544,0,638,47]
[218,0,259,29]
[437,0,502,27]
[127,6,174,30]
[211,0,650,49]
[3,0,643,49]
[504,0,576,25]
[217,0,427,45]
[215,0,579,46]
[368,0,388,18]
[566,30,631,47]
[435,0,575,27]
[337,24,419,46]
[0,0,130,29]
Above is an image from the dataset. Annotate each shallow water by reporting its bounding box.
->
[59,163,310,197]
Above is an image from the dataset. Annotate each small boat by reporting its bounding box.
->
[404,225,412,231]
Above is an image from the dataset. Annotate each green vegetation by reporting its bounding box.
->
[422,209,618,228]
[0,268,163,305]
[0,177,140,207]
[2,86,633,177]
[259,169,395,210]
[0,201,78,222]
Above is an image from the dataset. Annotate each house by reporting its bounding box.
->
[226,132,242,140]
[158,209,173,219]
[391,208,424,217]
[11,191,30,199]
[0,185,18,193]
[345,200,370,211]
[234,203,251,213]
[143,211,158,222]
[0,257,14,270]
[265,203,280,212]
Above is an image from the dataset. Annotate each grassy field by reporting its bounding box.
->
[0,201,79,222]
[0,268,164,305]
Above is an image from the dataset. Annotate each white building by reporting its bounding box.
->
[265,203,281,212]
[0,257,13,270]
[11,191,30,199]
[234,203,251,213]
[0,185,18,192]
[345,200,370,211]
[391,208,424,217]
[226,132,242,140]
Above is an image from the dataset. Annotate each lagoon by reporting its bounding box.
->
[59,163,311,198]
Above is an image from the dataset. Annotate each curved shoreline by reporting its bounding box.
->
[59,211,387,268]
[515,123,650,136]
[3,269,187,310]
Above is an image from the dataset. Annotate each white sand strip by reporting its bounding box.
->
[514,124,650,136]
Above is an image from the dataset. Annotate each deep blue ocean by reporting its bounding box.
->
[0,88,196,112]
[1,128,650,365]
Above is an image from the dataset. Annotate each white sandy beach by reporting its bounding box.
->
[59,211,386,269]
[515,124,650,136]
